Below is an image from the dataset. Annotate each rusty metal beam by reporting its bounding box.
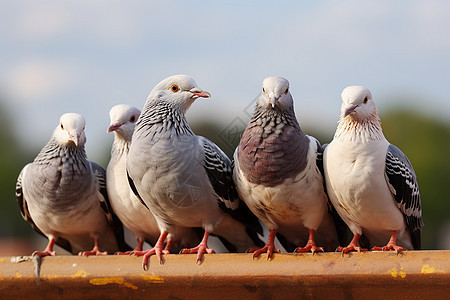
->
[1,250,449,299]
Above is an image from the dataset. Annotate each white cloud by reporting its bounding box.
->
[5,59,80,102]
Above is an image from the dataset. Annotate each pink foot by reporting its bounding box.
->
[116,239,144,255]
[338,234,367,255]
[249,230,280,260]
[294,229,324,254]
[33,238,56,257]
[133,231,168,270]
[338,244,367,254]
[295,243,324,254]
[33,250,56,257]
[371,232,405,254]
[78,237,107,256]
[78,249,107,256]
[180,231,214,263]
[133,248,170,270]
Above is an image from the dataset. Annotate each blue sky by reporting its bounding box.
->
[1,0,449,161]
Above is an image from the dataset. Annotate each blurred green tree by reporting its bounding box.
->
[0,100,35,237]
[380,109,450,250]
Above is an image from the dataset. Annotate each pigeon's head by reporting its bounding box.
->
[54,113,86,147]
[340,86,377,121]
[148,75,211,113]
[107,104,141,140]
[257,76,293,111]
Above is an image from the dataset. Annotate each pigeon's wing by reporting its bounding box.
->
[200,136,239,210]
[127,171,150,210]
[90,162,113,223]
[90,161,131,252]
[385,144,423,250]
[16,165,39,231]
[199,136,263,237]
[16,165,72,253]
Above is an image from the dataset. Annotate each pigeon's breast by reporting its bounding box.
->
[31,156,93,211]
[237,124,309,187]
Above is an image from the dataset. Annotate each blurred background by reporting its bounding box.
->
[1,0,449,255]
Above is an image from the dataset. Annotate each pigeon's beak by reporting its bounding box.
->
[190,87,211,99]
[344,105,358,117]
[107,123,122,133]
[268,94,279,108]
[69,133,79,146]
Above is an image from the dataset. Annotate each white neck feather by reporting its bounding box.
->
[334,113,385,143]
[111,135,130,156]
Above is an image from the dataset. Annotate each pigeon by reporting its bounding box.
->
[127,74,263,268]
[16,113,129,256]
[106,104,200,254]
[233,76,341,259]
[323,86,423,253]
[107,104,159,253]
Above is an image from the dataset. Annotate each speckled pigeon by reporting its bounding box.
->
[16,113,129,256]
[233,76,341,259]
[127,75,263,268]
[323,86,423,253]
[106,104,200,254]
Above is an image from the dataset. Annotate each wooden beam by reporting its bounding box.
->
[1,250,449,299]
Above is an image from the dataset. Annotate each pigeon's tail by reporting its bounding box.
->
[410,229,421,250]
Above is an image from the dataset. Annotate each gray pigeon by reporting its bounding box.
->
[106,104,200,254]
[16,113,128,256]
[323,86,423,253]
[127,75,263,268]
[233,76,341,258]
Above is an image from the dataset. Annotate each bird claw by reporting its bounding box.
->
[133,247,168,270]
[78,250,107,256]
[294,244,324,255]
[115,250,134,255]
[371,244,405,254]
[181,245,214,264]
[32,250,56,257]
[249,246,280,260]
[337,245,367,255]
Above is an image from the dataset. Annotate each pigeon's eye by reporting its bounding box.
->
[130,115,137,123]
[262,87,266,93]
[170,84,180,93]
[60,123,64,130]
[363,97,368,104]
[285,86,289,95]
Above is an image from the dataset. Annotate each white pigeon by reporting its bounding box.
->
[233,76,341,259]
[106,104,159,253]
[106,104,200,254]
[16,113,129,256]
[127,75,263,268]
[323,86,423,253]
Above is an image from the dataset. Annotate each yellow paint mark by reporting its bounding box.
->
[421,264,435,274]
[15,272,22,278]
[90,277,124,285]
[44,275,60,279]
[71,270,87,278]
[0,276,4,281]
[0,258,9,263]
[390,267,406,279]
[421,264,444,274]
[89,277,138,290]
[124,282,139,290]
[141,274,164,284]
